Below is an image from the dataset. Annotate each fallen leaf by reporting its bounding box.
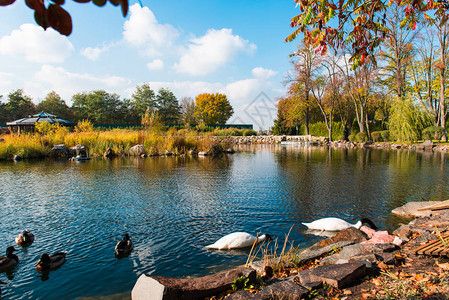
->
[436,261,449,270]
[343,290,352,295]
[414,274,424,281]
[372,278,382,286]
[361,293,372,299]
[378,261,388,269]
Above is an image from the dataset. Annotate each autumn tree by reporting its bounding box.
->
[287,42,322,134]
[155,88,180,124]
[194,93,233,125]
[286,1,449,66]
[131,83,157,118]
[37,91,72,120]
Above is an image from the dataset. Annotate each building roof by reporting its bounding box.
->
[6,111,75,126]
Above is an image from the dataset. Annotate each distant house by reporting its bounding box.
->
[7,111,75,134]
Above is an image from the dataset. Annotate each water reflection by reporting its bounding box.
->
[0,146,448,299]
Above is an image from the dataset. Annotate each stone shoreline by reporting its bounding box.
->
[131,201,449,299]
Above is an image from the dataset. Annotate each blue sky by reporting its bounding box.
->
[0,0,299,128]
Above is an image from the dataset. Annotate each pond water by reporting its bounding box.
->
[1,145,449,299]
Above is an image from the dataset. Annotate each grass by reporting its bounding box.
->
[0,127,235,160]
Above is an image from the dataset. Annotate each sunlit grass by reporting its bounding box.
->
[0,127,233,160]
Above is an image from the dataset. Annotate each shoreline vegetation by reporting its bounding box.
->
[1,123,449,161]
[0,122,260,160]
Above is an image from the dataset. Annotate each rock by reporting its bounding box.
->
[225,290,258,299]
[257,280,309,300]
[164,150,173,156]
[128,145,145,156]
[104,148,114,158]
[320,243,398,266]
[198,151,209,156]
[307,227,368,251]
[421,140,434,151]
[391,201,445,217]
[224,148,235,154]
[51,144,68,157]
[251,241,354,274]
[69,144,87,157]
[0,138,4,142]
[132,267,256,300]
[13,155,21,161]
[393,225,413,240]
[413,231,437,244]
[296,262,367,289]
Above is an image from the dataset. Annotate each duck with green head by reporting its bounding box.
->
[0,246,18,273]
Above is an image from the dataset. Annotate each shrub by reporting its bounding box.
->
[380,130,390,142]
[371,131,382,142]
[348,132,357,142]
[242,129,257,136]
[337,135,345,141]
[356,132,367,142]
[75,120,94,133]
[422,126,445,141]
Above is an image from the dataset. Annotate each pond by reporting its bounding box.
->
[0,145,448,299]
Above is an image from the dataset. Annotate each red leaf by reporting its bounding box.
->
[34,10,49,30]
[47,4,72,36]
[25,0,45,14]
[0,0,15,6]
[120,0,128,16]
[412,22,416,30]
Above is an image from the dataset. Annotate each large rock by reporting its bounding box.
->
[69,144,87,157]
[129,145,145,156]
[307,227,368,251]
[392,201,445,217]
[296,262,367,289]
[132,267,256,300]
[256,280,309,300]
[51,144,68,157]
[104,148,115,158]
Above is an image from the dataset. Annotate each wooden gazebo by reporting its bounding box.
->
[7,111,75,134]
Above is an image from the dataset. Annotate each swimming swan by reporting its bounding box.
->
[302,217,378,232]
[205,232,272,250]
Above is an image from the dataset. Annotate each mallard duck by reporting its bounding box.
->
[115,234,133,258]
[302,217,378,232]
[36,252,67,273]
[15,230,35,247]
[205,232,272,250]
[0,246,18,273]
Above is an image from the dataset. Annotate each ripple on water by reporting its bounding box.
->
[0,148,448,299]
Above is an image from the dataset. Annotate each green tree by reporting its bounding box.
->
[71,90,122,124]
[155,88,180,124]
[0,95,8,123]
[6,89,36,120]
[131,83,157,118]
[37,91,73,120]
[194,93,234,125]
[119,98,140,124]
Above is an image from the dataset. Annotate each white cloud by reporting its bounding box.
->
[0,24,74,63]
[252,67,277,79]
[0,72,18,96]
[147,59,164,71]
[123,4,179,57]
[29,65,132,103]
[81,43,113,61]
[174,28,257,76]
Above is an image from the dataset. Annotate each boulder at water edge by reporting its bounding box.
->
[129,145,145,156]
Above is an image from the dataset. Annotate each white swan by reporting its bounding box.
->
[302,217,377,232]
[205,232,272,250]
